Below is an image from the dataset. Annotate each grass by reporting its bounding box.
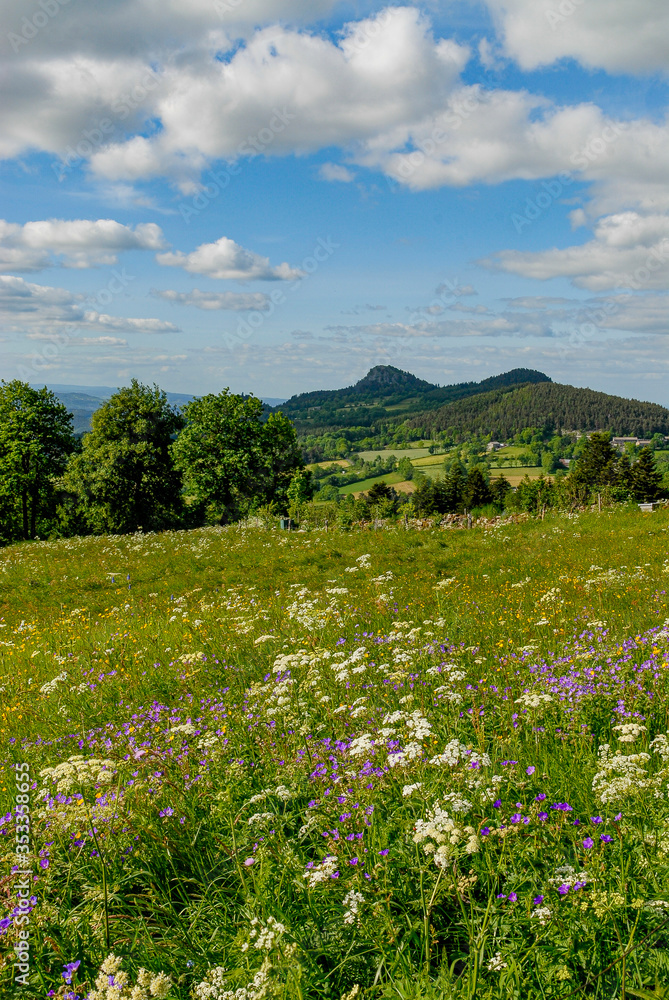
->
[356,449,433,462]
[2,508,669,998]
[411,455,449,468]
[489,468,549,487]
[306,460,351,471]
[338,471,405,495]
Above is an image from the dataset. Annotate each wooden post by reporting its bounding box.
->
[404,513,408,530]
[598,493,601,512]
[324,519,328,533]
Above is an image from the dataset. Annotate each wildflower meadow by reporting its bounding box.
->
[1,506,669,999]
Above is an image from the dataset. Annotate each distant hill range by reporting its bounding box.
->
[36,384,287,434]
[273,366,669,439]
[36,371,669,439]
[274,366,550,432]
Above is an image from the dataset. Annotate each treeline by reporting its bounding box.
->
[411,382,669,440]
[0,380,306,544]
[296,434,666,525]
[407,433,665,516]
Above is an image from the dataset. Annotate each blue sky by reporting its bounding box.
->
[1,0,668,402]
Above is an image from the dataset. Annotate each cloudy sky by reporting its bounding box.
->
[2,0,668,401]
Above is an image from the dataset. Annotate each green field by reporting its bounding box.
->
[306,459,351,471]
[2,508,669,998]
[489,446,527,460]
[356,448,433,462]
[337,470,405,494]
[411,454,450,468]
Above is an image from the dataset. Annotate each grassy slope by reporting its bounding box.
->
[2,510,669,998]
[337,471,404,494]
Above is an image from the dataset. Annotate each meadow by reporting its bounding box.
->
[1,507,669,999]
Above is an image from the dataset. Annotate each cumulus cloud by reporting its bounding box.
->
[1,3,667,216]
[152,288,271,311]
[482,0,669,73]
[81,9,470,187]
[156,237,303,281]
[319,163,356,183]
[0,275,179,334]
[3,0,339,61]
[0,219,166,271]
[484,212,669,290]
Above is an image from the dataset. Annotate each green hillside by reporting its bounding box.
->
[410,381,669,439]
[274,365,551,433]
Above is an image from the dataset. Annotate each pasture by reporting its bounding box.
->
[1,508,669,998]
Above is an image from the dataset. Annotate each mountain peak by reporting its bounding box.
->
[352,365,435,394]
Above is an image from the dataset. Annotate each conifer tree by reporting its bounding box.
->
[630,447,664,502]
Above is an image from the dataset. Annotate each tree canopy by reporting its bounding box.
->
[62,380,185,534]
[0,381,75,541]
[172,390,303,523]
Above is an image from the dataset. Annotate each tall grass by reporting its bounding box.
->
[1,507,669,998]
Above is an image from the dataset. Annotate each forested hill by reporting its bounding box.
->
[274,365,550,432]
[409,381,669,439]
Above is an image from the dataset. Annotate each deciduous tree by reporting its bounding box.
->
[173,391,303,522]
[62,380,185,534]
[0,381,75,541]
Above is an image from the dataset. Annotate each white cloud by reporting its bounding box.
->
[26,333,127,346]
[504,292,669,337]
[4,0,339,62]
[156,237,303,281]
[0,219,166,271]
[325,314,549,339]
[484,212,669,290]
[0,275,179,334]
[1,3,667,220]
[81,311,179,333]
[84,9,469,186]
[152,288,271,310]
[482,0,669,73]
[319,163,356,183]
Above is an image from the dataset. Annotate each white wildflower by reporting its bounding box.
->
[342,889,364,925]
[531,906,552,926]
[613,722,647,743]
[39,671,68,695]
[304,855,339,887]
[515,692,553,709]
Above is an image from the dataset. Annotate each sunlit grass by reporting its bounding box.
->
[1,508,669,998]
